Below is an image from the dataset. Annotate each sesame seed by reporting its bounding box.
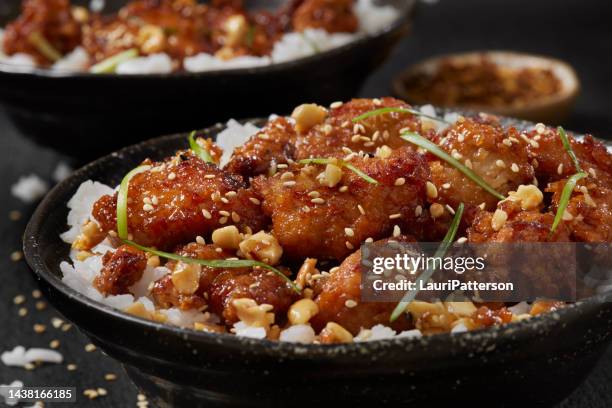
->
[283,181,296,187]
[358,204,365,215]
[344,299,358,308]
[495,159,506,168]
[13,294,25,305]
[280,172,294,181]
[389,213,401,219]
[465,159,473,169]
[535,123,546,134]
[502,139,512,147]
[394,177,406,186]
[589,168,597,178]
[168,172,176,180]
[18,308,27,317]
[32,290,42,298]
[308,191,320,198]
[219,217,228,224]
[204,174,215,179]
[365,237,374,243]
[442,183,451,189]
[344,228,355,237]
[451,150,462,160]
[67,364,78,371]
[220,197,229,204]
[25,363,35,370]
[97,388,108,396]
[225,191,237,198]
[231,212,241,223]
[9,210,21,221]
[445,204,455,215]
[311,198,325,204]
[215,247,223,253]
[105,373,117,381]
[393,225,401,237]
[85,343,97,352]
[511,163,519,173]
[457,237,467,244]
[61,323,72,332]
[345,241,354,250]
[557,163,564,175]
[339,186,349,192]
[277,164,288,169]
[202,209,212,219]
[35,301,46,310]
[249,197,261,205]
[258,133,269,140]
[196,236,205,245]
[143,203,154,212]
[219,210,230,217]
[138,394,147,401]
[426,181,438,199]
[351,135,361,143]
[151,196,159,205]
[33,324,46,333]
[330,101,343,109]
[415,205,423,216]
[10,251,23,262]
[51,317,64,328]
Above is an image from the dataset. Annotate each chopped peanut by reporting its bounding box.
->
[171,262,201,295]
[238,231,283,265]
[288,298,319,325]
[212,226,241,249]
[319,322,353,344]
[291,104,327,133]
[232,298,274,328]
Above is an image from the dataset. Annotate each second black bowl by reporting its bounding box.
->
[0,0,416,159]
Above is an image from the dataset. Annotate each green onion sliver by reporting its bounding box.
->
[298,158,378,184]
[122,239,301,294]
[188,131,214,163]
[117,165,151,240]
[90,48,139,74]
[352,107,450,124]
[390,203,464,322]
[401,132,505,200]
[28,32,62,62]
[550,172,586,235]
[558,126,582,173]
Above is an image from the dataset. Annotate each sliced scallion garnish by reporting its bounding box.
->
[557,126,582,173]
[90,48,139,74]
[28,32,62,62]
[352,107,450,124]
[298,158,378,184]
[117,165,151,240]
[400,132,505,200]
[122,239,301,294]
[549,172,586,235]
[188,131,214,163]
[389,203,464,322]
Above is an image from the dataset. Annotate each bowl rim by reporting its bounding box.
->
[0,0,416,79]
[392,50,581,114]
[22,113,612,357]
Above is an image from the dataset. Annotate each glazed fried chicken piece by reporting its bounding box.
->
[253,145,429,261]
[547,177,612,242]
[225,117,296,179]
[291,0,358,33]
[293,97,425,160]
[151,242,298,325]
[429,118,535,211]
[3,0,82,64]
[83,0,214,63]
[94,245,147,295]
[310,237,413,335]
[467,199,574,300]
[92,152,268,250]
[527,127,612,186]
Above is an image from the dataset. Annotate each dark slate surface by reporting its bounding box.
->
[1,0,611,406]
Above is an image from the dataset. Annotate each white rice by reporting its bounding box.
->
[10,174,49,203]
[0,380,23,407]
[279,324,316,343]
[60,180,113,243]
[116,53,173,74]
[184,54,271,73]
[52,47,90,72]
[355,0,399,34]
[216,119,261,166]
[1,346,63,367]
[52,161,73,182]
[233,321,267,339]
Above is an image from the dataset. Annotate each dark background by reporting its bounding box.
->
[1,0,611,406]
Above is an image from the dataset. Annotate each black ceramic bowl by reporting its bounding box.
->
[24,116,612,407]
[0,0,415,159]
